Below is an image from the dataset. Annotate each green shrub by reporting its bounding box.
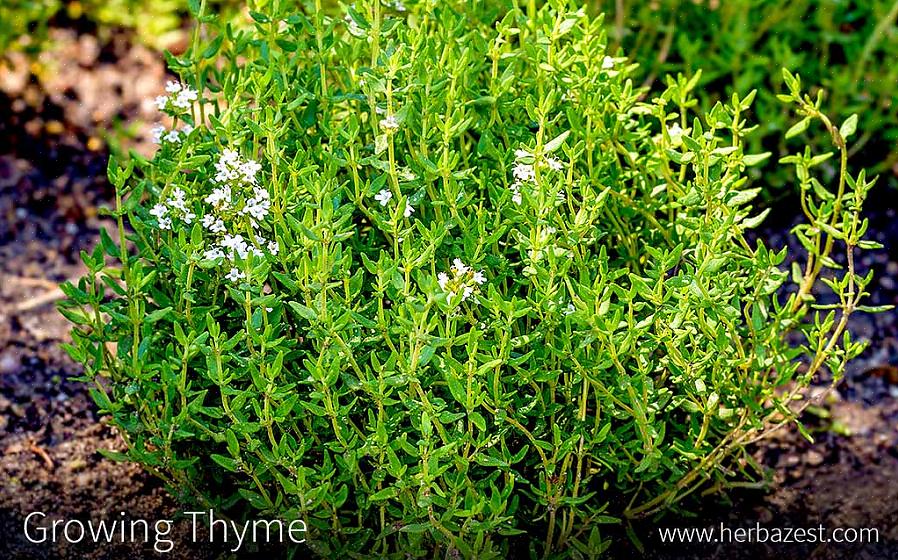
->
[61,1,884,557]
[597,0,898,192]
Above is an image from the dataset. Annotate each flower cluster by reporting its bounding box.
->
[149,188,195,231]
[509,147,566,205]
[151,123,194,145]
[437,258,486,303]
[213,148,262,186]
[146,148,278,281]
[155,80,198,114]
[197,150,278,274]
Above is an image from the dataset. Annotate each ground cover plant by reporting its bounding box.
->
[597,0,898,193]
[59,0,885,557]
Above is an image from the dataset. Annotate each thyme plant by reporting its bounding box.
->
[60,1,884,557]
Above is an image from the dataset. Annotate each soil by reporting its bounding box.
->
[1,24,898,560]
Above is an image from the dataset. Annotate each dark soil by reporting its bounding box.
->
[1,24,898,560]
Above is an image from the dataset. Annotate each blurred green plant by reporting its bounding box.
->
[0,0,59,58]
[596,0,898,193]
[59,0,886,557]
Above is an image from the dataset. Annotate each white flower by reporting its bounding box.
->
[149,203,168,219]
[221,234,250,260]
[204,185,232,209]
[602,56,615,70]
[267,240,279,255]
[668,123,684,144]
[150,124,165,144]
[514,148,531,159]
[154,95,169,111]
[202,214,226,233]
[545,156,564,172]
[203,247,225,260]
[564,303,575,315]
[182,211,195,224]
[225,267,245,283]
[157,216,172,230]
[172,86,198,110]
[440,258,486,304]
[513,162,535,182]
[510,183,523,205]
[213,149,260,186]
[452,258,469,274]
[403,201,414,218]
[165,80,183,94]
[181,124,194,136]
[164,130,181,143]
[374,189,392,206]
[239,160,262,185]
[169,188,187,209]
[242,187,271,222]
[393,0,406,11]
[380,115,399,131]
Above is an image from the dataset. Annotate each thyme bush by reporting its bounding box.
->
[61,1,885,557]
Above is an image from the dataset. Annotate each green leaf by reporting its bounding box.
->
[544,130,570,153]
[839,114,858,140]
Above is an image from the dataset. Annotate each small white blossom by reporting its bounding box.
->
[380,115,399,131]
[149,203,168,219]
[225,267,245,283]
[513,162,535,182]
[564,303,576,315]
[165,130,181,143]
[374,189,392,206]
[204,185,232,210]
[510,183,523,205]
[267,240,280,255]
[221,234,250,260]
[213,149,260,186]
[172,86,198,110]
[202,214,226,233]
[472,271,486,285]
[437,272,450,290]
[165,80,183,94]
[150,124,165,144]
[514,148,531,159]
[668,123,684,144]
[545,156,564,172]
[403,201,414,218]
[452,258,470,275]
[169,188,187,209]
[157,216,172,230]
[602,56,615,70]
[204,247,225,260]
[242,186,271,223]
[154,95,169,111]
